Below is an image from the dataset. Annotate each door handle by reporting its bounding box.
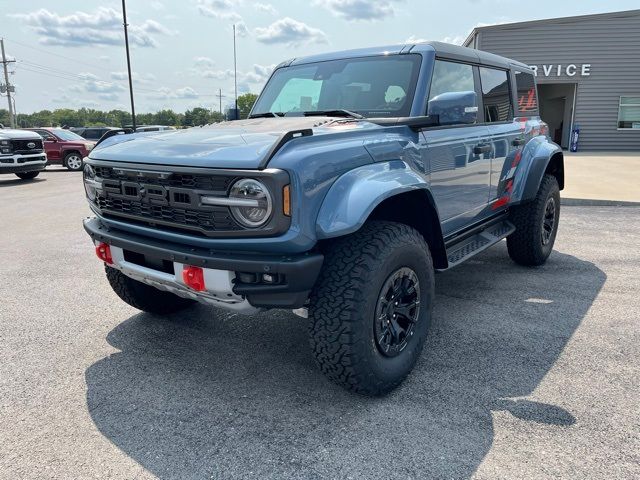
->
[512,138,526,146]
[473,143,492,155]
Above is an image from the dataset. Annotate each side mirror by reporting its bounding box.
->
[427,91,478,126]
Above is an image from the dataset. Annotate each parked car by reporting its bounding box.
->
[70,126,119,141]
[26,128,95,171]
[135,125,176,132]
[82,41,563,395]
[0,128,47,180]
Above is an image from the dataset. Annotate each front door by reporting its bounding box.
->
[421,59,492,236]
[36,130,61,161]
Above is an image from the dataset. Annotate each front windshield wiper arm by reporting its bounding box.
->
[302,109,364,119]
[248,112,285,119]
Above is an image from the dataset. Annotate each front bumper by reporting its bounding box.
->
[0,154,47,174]
[83,217,324,312]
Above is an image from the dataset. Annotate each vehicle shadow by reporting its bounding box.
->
[85,246,605,479]
[0,177,46,187]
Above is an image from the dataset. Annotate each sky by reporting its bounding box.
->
[1,0,639,114]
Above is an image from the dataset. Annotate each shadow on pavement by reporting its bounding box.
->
[86,247,605,479]
[0,177,46,187]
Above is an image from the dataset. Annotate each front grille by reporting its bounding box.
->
[92,165,242,236]
[93,166,234,192]
[11,139,44,154]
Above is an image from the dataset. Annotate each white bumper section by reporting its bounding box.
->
[106,244,260,314]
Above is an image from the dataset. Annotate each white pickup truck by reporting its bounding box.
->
[0,127,47,180]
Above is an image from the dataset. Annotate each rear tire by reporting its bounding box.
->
[507,174,560,266]
[309,221,434,396]
[15,171,40,180]
[64,152,83,171]
[105,265,196,315]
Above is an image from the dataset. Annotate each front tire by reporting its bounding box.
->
[64,152,83,171]
[507,174,560,266]
[15,171,40,180]
[105,266,196,315]
[309,221,434,396]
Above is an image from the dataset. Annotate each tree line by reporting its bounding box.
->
[0,93,259,128]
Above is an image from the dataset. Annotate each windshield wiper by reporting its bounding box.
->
[302,109,364,119]
[248,112,285,119]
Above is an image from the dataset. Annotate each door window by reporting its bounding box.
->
[515,71,538,113]
[479,67,512,122]
[427,60,478,125]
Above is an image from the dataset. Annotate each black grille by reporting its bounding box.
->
[94,166,234,192]
[92,166,242,236]
[11,139,44,154]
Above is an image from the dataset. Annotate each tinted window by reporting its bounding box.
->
[617,96,640,129]
[515,71,538,113]
[427,60,477,125]
[479,67,512,122]
[51,129,85,141]
[34,129,55,140]
[252,54,422,118]
[84,129,102,140]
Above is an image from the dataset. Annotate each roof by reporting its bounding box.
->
[463,9,640,46]
[284,41,529,71]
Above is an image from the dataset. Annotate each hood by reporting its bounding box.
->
[0,128,43,141]
[90,117,378,169]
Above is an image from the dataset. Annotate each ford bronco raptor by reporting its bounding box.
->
[0,128,47,180]
[83,42,563,395]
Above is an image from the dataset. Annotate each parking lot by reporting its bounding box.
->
[1,170,638,479]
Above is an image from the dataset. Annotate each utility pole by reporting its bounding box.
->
[121,0,136,130]
[233,24,238,119]
[1,38,16,128]
[216,88,226,115]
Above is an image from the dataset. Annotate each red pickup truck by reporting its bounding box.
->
[26,128,95,171]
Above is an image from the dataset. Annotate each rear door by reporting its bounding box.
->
[422,59,492,235]
[478,66,521,204]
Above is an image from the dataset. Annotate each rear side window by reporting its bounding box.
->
[515,71,538,113]
[479,67,512,122]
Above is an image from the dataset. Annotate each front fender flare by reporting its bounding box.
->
[316,160,433,239]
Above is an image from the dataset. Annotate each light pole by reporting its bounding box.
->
[122,0,136,130]
[233,24,238,120]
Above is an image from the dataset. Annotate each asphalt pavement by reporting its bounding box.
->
[1,169,638,479]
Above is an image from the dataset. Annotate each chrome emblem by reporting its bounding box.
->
[27,142,36,149]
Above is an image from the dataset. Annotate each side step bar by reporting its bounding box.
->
[442,220,515,270]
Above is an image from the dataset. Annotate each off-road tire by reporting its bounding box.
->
[15,171,40,180]
[64,152,83,171]
[105,265,196,314]
[309,221,434,396]
[507,174,560,266]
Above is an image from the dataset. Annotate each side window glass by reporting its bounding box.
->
[428,60,478,125]
[479,67,512,122]
[515,71,538,113]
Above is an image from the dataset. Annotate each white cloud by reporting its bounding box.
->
[149,86,200,99]
[9,7,173,48]
[110,71,157,84]
[255,17,327,45]
[255,3,278,15]
[314,0,402,21]
[196,0,242,22]
[196,63,274,85]
[193,56,216,68]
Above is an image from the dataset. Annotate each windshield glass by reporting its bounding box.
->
[252,54,422,118]
[51,129,85,141]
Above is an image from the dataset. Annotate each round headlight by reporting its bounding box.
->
[229,178,272,228]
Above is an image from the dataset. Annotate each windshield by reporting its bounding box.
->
[252,54,422,118]
[51,129,85,141]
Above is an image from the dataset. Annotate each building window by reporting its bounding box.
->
[479,67,512,122]
[514,71,538,114]
[618,96,640,129]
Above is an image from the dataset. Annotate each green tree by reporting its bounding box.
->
[237,93,258,119]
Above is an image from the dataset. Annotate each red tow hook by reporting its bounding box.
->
[95,242,113,265]
[183,266,206,291]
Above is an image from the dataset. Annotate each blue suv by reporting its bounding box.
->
[83,41,563,395]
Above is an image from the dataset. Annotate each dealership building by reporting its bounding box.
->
[464,9,640,151]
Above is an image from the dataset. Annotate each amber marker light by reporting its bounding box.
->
[283,185,291,216]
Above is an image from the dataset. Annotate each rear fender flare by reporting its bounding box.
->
[511,138,563,204]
